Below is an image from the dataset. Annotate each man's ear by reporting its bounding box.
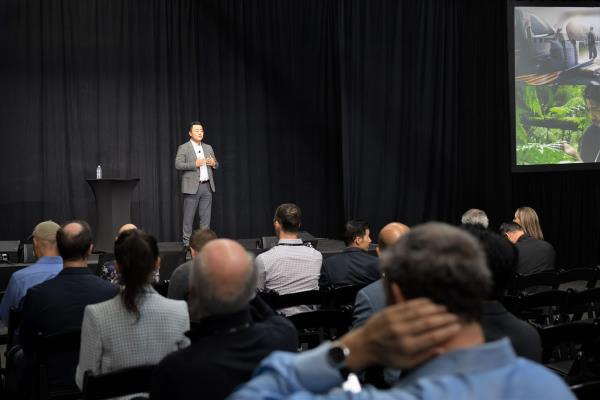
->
[391,283,405,304]
[87,244,94,258]
[155,256,161,271]
[375,246,381,257]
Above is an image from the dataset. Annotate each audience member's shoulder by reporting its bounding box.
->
[511,358,574,398]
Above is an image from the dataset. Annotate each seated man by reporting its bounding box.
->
[319,220,379,289]
[231,223,573,399]
[255,203,322,315]
[500,222,555,275]
[168,228,217,300]
[0,221,62,326]
[460,208,489,229]
[19,220,118,390]
[465,226,542,362]
[151,239,298,400]
[352,222,410,328]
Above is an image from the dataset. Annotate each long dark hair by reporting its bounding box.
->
[114,229,159,318]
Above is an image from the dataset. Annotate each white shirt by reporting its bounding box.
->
[190,140,209,182]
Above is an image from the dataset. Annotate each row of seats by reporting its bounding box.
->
[508,267,600,294]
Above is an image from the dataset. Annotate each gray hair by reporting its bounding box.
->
[461,208,489,229]
[188,251,257,320]
[382,222,492,321]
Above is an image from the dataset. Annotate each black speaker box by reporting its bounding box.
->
[0,241,21,263]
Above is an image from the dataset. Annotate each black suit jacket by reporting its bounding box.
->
[515,235,555,275]
[151,297,298,400]
[319,247,380,289]
[481,301,542,362]
[19,267,118,388]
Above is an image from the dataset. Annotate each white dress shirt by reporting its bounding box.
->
[190,140,209,182]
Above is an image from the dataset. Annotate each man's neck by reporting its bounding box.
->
[437,322,485,354]
[191,138,201,145]
[38,250,60,258]
[63,259,88,268]
[278,231,299,240]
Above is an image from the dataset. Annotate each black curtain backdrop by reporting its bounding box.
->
[1,0,600,268]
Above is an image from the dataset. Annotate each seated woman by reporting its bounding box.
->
[75,229,190,389]
[513,206,545,241]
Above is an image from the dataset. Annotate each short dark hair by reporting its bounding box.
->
[499,222,523,236]
[274,203,301,233]
[56,220,93,261]
[584,85,600,104]
[463,226,518,299]
[188,121,202,131]
[343,220,370,246]
[382,222,491,322]
[190,229,218,252]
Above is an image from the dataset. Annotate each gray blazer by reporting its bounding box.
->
[175,141,219,193]
[75,288,190,389]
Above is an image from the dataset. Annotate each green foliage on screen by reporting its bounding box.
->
[515,84,590,165]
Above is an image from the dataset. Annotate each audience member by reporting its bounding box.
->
[230,223,574,399]
[151,239,297,400]
[460,208,489,229]
[0,220,62,326]
[464,226,542,362]
[352,222,410,328]
[514,206,545,240]
[500,222,555,275]
[99,223,159,284]
[19,221,118,389]
[168,228,217,300]
[75,229,190,390]
[319,220,379,289]
[255,203,322,315]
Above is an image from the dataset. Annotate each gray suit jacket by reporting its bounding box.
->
[175,141,219,193]
[352,279,385,328]
[75,288,190,389]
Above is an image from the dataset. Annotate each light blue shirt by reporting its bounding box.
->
[0,256,62,325]
[228,338,575,400]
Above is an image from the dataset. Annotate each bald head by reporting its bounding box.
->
[57,220,93,263]
[118,223,138,235]
[189,239,256,320]
[377,222,410,256]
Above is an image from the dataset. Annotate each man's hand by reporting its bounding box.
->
[340,298,461,371]
[206,156,217,168]
[195,158,207,167]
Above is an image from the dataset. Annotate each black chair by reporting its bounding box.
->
[498,295,522,315]
[509,271,558,294]
[517,290,571,326]
[82,364,156,400]
[538,320,600,384]
[570,288,600,321]
[258,290,328,311]
[34,330,83,399]
[7,306,22,351]
[558,267,599,291]
[322,285,364,310]
[571,380,600,400]
[287,310,352,350]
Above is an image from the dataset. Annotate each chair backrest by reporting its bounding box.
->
[518,290,572,326]
[288,310,353,350]
[571,380,600,400]
[7,306,22,350]
[152,280,170,297]
[510,271,558,292]
[322,285,364,310]
[557,267,599,290]
[34,329,83,399]
[263,290,329,310]
[82,364,156,400]
[538,320,599,363]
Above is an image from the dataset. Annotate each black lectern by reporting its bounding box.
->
[86,178,139,253]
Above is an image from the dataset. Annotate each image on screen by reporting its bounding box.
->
[513,6,600,168]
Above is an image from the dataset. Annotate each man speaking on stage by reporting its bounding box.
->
[175,121,219,248]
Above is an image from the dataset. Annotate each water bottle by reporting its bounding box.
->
[96,165,102,179]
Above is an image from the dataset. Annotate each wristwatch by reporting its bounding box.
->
[326,341,351,369]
